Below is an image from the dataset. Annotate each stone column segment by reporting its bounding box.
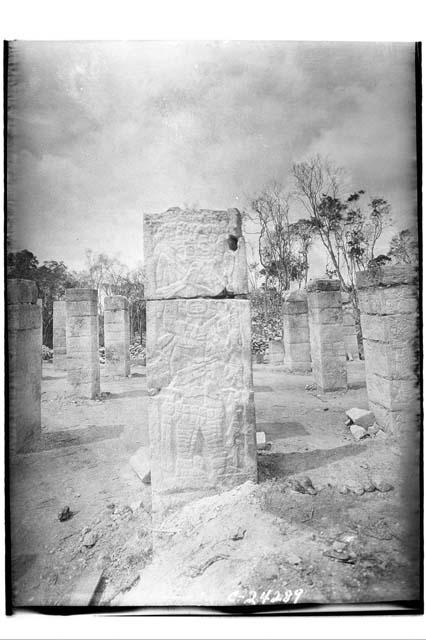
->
[307,279,347,392]
[283,289,311,373]
[341,292,359,360]
[356,265,419,434]
[65,288,100,399]
[144,207,248,299]
[268,339,284,364]
[104,295,130,377]
[8,279,42,453]
[144,208,257,525]
[53,300,67,370]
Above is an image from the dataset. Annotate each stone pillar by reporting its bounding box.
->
[145,207,257,524]
[8,279,42,453]
[356,265,419,434]
[341,292,359,360]
[283,289,311,373]
[104,295,130,377]
[267,339,284,364]
[37,298,43,349]
[307,279,347,392]
[53,300,67,370]
[65,289,100,399]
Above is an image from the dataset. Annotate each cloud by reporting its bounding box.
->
[7,40,417,270]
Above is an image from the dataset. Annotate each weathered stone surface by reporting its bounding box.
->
[346,407,375,429]
[283,289,311,372]
[7,278,38,305]
[53,300,67,370]
[356,264,417,289]
[357,266,419,434]
[267,339,284,364]
[307,280,347,392]
[104,295,130,377]
[357,284,418,316]
[146,298,257,522]
[144,208,248,299]
[66,289,100,399]
[350,424,368,440]
[130,446,151,484]
[8,279,42,453]
[341,293,359,360]
[307,279,341,292]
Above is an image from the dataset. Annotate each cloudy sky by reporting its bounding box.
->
[7,40,418,273]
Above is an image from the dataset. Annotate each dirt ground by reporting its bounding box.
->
[9,359,420,609]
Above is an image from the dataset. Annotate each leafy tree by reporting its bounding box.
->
[387,228,418,265]
[292,155,392,290]
[7,250,77,346]
[292,155,392,350]
[7,249,39,279]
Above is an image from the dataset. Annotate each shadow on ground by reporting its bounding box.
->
[258,442,366,480]
[20,424,125,453]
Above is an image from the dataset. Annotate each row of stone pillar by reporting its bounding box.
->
[275,284,359,373]
[7,281,131,453]
[281,267,419,435]
[53,290,131,393]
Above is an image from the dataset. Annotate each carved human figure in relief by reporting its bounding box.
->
[151,300,248,488]
[153,231,225,298]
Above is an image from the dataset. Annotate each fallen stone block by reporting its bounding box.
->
[346,407,375,429]
[374,429,387,441]
[130,446,151,484]
[367,423,381,436]
[349,424,369,441]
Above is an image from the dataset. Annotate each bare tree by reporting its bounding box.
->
[250,182,307,295]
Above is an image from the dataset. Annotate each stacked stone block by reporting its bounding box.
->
[53,300,67,370]
[145,207,257,524]
[65,289,100,399]
[307,279,347,392]
[283,289,311,373]
[104,295,130,377]
[341,292,359,360]
[356,265,419,434]
[268,339,284,364]
[8,279,42,453]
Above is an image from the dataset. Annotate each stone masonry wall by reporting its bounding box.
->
[8,279,42,453]
[307,279,347,393]
[341,292,359,360]
[145,208,257,524]
[283,289,311,373]
[356,265,419,434]
[268,339,284,364]
[53,300,67,370]
[65,289,100,399]
[104,295,130,377]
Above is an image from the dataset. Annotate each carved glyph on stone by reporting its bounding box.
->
[146,298,257,521]
[144,208,248,299]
